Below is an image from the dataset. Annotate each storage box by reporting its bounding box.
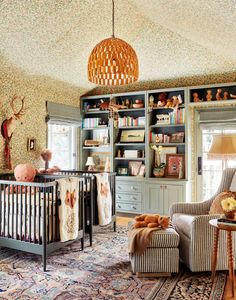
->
[124,150,138,158]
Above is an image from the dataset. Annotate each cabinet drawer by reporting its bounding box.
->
[116,201,141,213]
[116,182,141,193]
[116,193,141,203]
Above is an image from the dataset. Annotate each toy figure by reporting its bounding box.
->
[216,88,223,100]
[134,214,170,229]
[172,95,183,107]
[157,92,167,107]
[149,95,155,108]
[223,91,229,100]
[206,90,213,101]
[193,92,201,102]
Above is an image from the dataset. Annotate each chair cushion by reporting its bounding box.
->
[230,171,236,192]
[172,213,196,238]
[209,191,236,214]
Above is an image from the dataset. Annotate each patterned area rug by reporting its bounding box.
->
[0,226,226,300]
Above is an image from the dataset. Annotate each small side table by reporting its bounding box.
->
[209,219,235,298]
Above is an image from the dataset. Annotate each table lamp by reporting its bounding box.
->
[208,135,236,168]
[85,156,96,171]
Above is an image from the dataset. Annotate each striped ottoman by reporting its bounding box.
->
[129,227,180,277]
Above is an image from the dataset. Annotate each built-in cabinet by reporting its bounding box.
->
[116,178,144,214]
[145,181,185,215]
[80,82,236,215]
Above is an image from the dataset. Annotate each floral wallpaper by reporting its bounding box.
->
[0,62,85,173]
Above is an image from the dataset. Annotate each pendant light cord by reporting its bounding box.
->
[112,0,115,38]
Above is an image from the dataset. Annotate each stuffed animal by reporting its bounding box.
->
[38,148,60,174]
[172,95,183,107]
[157,92,167,107]
[14,163,36,182]
[134,214,170,229]
[165,99,173,108]
[7,163,37,194]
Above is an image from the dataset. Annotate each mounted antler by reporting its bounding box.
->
[1,95,28,169]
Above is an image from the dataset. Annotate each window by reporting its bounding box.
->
[202,129,236,200]
[48,123,77,170]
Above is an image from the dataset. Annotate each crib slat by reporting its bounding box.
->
[3,184,6,237]
[0,184,2,236]
[20,185,23,240]
[34,187,36,244]
[39,189,41,244]
[7,185,10,237]
[24,186,27,242]
[12,187,14,238]
[16,187,18,239]
[29,187,32,242]
[47,189,50,243]
[51,186,54,242]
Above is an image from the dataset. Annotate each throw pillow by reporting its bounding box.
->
[229,172,236,192]
[209,191,236,215]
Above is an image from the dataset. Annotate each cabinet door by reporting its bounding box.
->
[145,184,163,214]
[163,184,184,215]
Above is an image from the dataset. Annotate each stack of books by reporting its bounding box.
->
[217,218,236,226]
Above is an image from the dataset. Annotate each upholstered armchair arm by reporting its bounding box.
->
[170,202,211,219]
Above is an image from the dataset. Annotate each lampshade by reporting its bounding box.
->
[208,135,236,159]
[85,156,95,166]
[87,0,139,86]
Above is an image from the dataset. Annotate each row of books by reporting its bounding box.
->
[169,108,185,124]
[82,118,107,128]
[118,116,145,127]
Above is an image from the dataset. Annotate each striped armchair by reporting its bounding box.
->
[170,168,236,272]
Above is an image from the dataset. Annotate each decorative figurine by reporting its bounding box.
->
[223,91,229,100]
[149,95,154,108]
[117,150,122,157]
[216,88,223,100]
[104,157,110,172]
[193,92,201,102]
[206,89,213,101]
[125,99,130,108]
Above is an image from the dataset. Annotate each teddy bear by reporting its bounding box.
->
[157,92,167,107]
[133,214,170,229]
[165,99,174,108]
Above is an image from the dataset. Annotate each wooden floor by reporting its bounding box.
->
[116,216,236,300]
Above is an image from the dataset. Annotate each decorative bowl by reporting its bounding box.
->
[133,103,144,108]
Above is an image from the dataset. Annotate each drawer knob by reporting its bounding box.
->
[131,186,136,190]
[131,205,137,210]
[117,204,121,208]
[117,186,122,190]
[131,196,137,200]
[117,195,121,199]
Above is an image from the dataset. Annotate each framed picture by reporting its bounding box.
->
[27,138,36,151]
[117,167,128,176]
[128,161,142,176]
[120,129,145,143]
[160,146,177,163]
[166,154,185,178]
[91,152,110,172]
[170,132,185,143]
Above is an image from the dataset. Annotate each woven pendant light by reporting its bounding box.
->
[88,0,139,86]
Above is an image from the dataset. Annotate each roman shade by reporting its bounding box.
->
[199,107,236,129]
[46,101,81,126]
